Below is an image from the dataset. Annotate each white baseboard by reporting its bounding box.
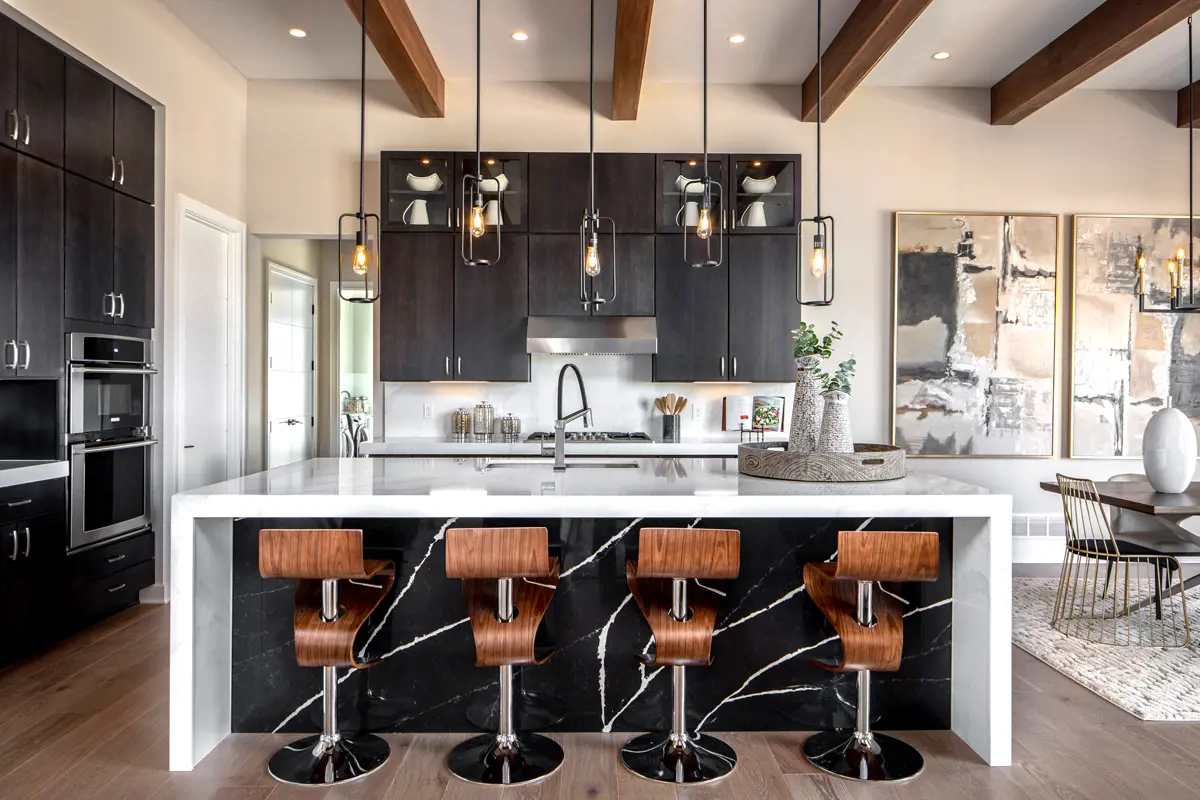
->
[1012,514,1066,564]
[140,583,168,604]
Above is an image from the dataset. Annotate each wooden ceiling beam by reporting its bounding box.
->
[1178,79,1200,127]
[991,0,1200,126]
[612,0,655,121]
[800,0,933,123]
[346,0,444,118]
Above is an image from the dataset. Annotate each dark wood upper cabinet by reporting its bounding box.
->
[113,88,155,204]
[379,233,455,382]
[653,235,728,382]
[113,194,154,328]
[456,153,527,233]
[528,234,586,316]
[596,235,655,316]
[528,153,656,234]
[0,148,16,371]
[65,173,115,323]
[729,155,801,234]
[656,155,726,235]
[728,235,799,382]
[15,29,64,167]
[380,151,455,233]
[455,234,529,382]
[0,16,16,153]
[15,155,63,377]
[64,59,114,186]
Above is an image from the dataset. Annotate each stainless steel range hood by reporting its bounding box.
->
[526,316,658,356]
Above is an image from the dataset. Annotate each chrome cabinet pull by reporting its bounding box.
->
[19,341,29,370]
[107,554,127,564]
[8,531,16,561]
[118,160,125,186]
[106,583,127,593]
[117,294,126,318]
[110,156,117,182]
[732,356,737,377]
[3,340,15,370]
[103,293,115,317]
[7,110,17,141]
[22,114,29,145]
[6,498,31,508]
[445,356,450,376]
[720,356,726,377]
[22,527,29,558]
[457,357,462,375]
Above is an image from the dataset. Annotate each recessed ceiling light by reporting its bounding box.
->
[728,34,746,44]
[486,159,497,165]
[688,160,697,166]
[931,51,951,60]
[420,158,431,165]
[511,31,529,41]
[289,28,307,38]
[752,161,762,167]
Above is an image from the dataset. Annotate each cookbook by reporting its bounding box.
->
[722,395,785,433]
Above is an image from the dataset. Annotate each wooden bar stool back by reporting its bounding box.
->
[257,529,395,786]
[444,527,563,786]
[802,530,938,784]
[621,527,741,785]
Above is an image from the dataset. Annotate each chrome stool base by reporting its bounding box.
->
[267,732,390,786]
[803,730,924,783]
[620,731,738,785]
[447,732,564,786]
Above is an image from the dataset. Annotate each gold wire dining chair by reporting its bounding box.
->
[1054,475,1190,648]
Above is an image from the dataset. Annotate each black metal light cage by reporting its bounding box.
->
[461,0,501,267]
[337,0,381,304]
[681,0,724,269]
[580,0,618,310]
[796,0,835,306]
[1138,15,1199,313]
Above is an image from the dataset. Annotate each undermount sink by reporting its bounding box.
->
[480,458,639,471]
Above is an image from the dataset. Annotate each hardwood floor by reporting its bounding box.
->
[1,603,1198,799]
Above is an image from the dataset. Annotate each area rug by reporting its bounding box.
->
[1012,577,1200,720]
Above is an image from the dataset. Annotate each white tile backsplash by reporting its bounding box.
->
[382,355,793,437]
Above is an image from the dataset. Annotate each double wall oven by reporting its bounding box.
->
[67,333,157,550]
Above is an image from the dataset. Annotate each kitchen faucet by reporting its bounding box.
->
[551,363,592,470]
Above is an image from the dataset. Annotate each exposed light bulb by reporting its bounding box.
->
[585,243,601,277]
[811,233,827,279]
[470,203,487,238]
[696,207,712,240]
[352,243,369,276]
[1168,257,1180,290]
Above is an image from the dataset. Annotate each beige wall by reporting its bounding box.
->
[245,80,1191,514]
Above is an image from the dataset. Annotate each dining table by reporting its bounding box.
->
[1039,480,1200,518]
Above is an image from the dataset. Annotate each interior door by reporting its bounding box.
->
[267,268,315,468]
[178,214,233,493]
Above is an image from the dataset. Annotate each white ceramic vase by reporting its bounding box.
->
[1142,404,1197,493]
[788,356,823,453]
[818,390,853,454]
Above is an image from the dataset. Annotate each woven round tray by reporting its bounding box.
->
[737,442,906,482]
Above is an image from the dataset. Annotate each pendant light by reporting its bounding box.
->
[1137,16,1198,312]
[337,0,381,304]
[580,0,617,310]
[796,0,835,306]
[681,0,723,269]
[461,0,501,267]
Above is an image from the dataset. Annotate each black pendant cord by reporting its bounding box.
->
[1191,15,1195,302]
[815,0,822,220]
[702,0,709,181]
[589,0,596,212]
[358,0,367,222]
[475,0,482,184]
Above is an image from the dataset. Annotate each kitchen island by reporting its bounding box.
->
[169,457,1011,771]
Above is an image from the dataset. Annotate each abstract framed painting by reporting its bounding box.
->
[1070,215,1200,458]
[892,212,1059,457]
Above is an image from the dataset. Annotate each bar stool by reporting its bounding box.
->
[444,526,563,785]
[258,528,396,785]
[620,527,741,785]
[802,529,939,783]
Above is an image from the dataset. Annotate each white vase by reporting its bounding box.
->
[788,356,823,453]
[1142,405,1198,493]
[818,390,854,454]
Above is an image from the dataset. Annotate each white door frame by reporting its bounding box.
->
[161,195,246,599]
[266,263,318,467]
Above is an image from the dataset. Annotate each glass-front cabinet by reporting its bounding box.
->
[730,155,800,234]
[656,155,726,234]
[381,152,455,232]
[457,153,528,233]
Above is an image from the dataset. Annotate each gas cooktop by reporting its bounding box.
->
[524,431,653,443]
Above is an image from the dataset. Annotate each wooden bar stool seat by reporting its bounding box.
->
[620,527,740,785]
[258,529,396,786]
[444,527,564,786]
[802,530,938,784]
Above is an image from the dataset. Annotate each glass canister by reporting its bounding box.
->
[472,401,495,438]
[500,413,522,440]
[451,408,471,439]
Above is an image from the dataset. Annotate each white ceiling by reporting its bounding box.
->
[162,0,1197,91]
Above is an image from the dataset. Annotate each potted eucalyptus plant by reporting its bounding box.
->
[817,355,856,454]
[788,321,842,453]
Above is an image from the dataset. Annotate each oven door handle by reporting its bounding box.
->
[70,365,158,375]
[78,439,160,454]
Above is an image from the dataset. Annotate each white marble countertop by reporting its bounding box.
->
[0,460,69,489]
[359,434,752,458]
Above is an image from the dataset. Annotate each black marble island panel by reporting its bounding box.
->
[231,516,952,735]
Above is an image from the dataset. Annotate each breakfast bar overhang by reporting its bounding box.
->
[168,457,1012,771]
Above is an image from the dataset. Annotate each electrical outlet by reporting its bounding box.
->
[692,401,700,420]
[423,403,434,419]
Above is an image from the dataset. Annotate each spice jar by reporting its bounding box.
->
[472,401,495,438]
[451,408,471,439]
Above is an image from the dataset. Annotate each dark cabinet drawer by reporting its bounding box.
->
[66,530,153,586]
[69,559,154,627]
[0,478,65,526]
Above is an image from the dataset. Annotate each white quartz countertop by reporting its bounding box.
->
[172,457,1007,520]
[359,435,751,457]
[0,460,69,489]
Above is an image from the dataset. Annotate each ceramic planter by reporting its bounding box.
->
[1142,404,1198,493]
[818,390,853,454]
[788,356,824,453]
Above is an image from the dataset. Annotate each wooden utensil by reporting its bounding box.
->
[654,397,667,415]
[676,398,688,415]
[666,394,677,416]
